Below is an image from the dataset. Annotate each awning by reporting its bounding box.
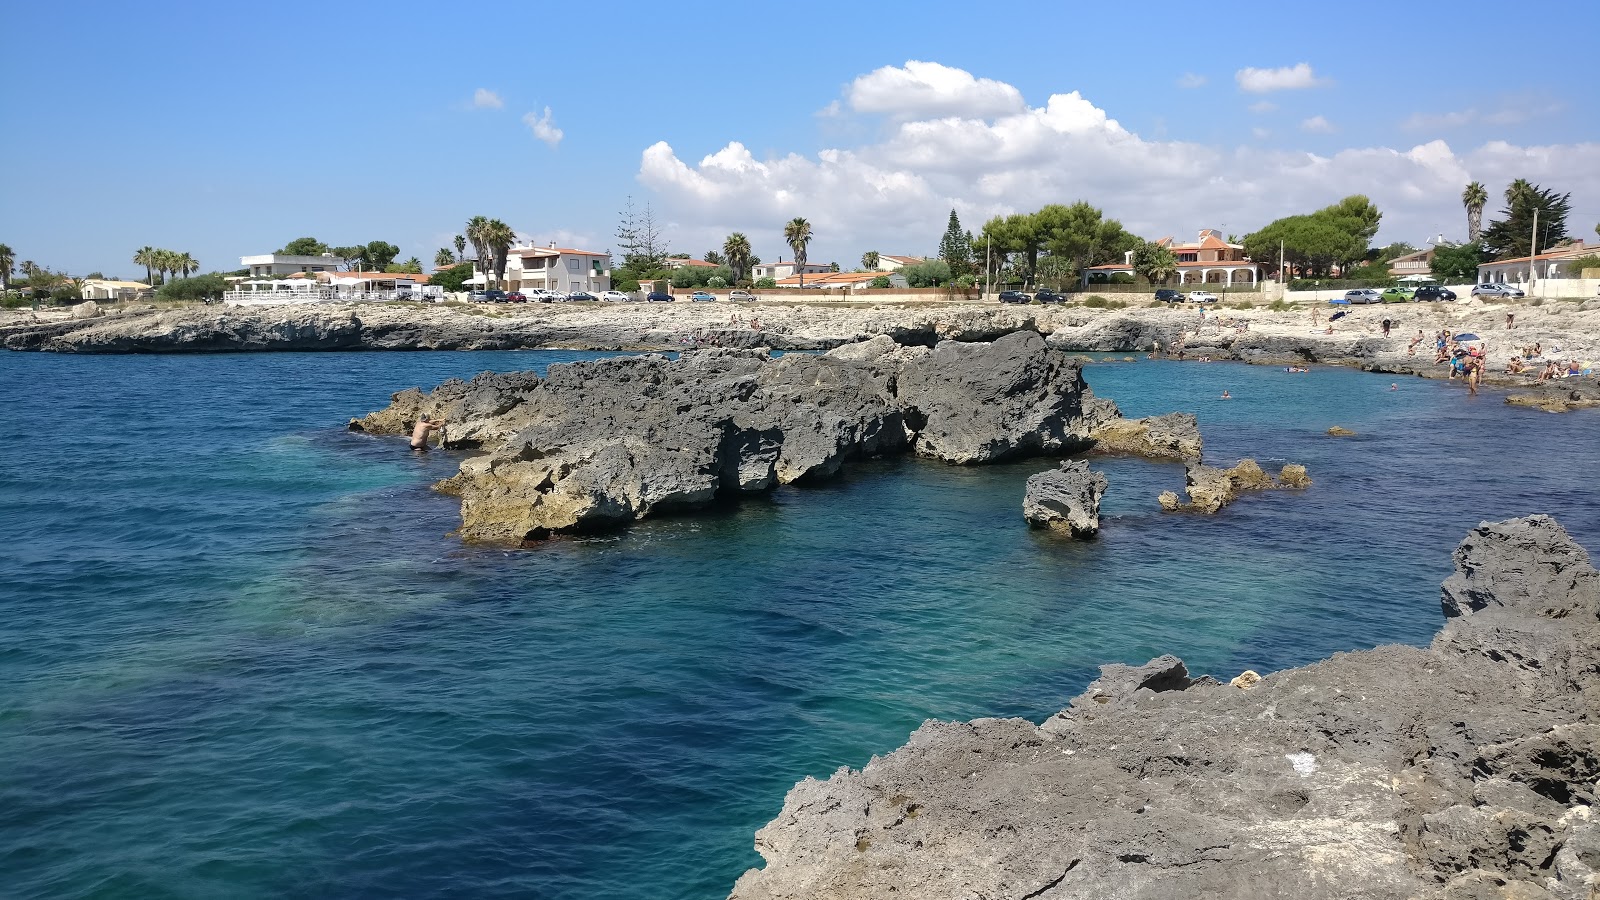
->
[464,275,487,285]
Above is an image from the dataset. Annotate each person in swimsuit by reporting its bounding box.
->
[411,415,446,451]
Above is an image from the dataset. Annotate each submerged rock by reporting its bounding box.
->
[1328,425,1357,436]
[1088,411,1202,460]
[729,516,1600,900]
[355,336,1116,543]
[1022,459,1108,537]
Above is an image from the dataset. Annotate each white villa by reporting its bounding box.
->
[752,258,832,281]
[497,244,612,293]
[239,253,345,277]
[79,279,154,301]
[874,255,925,272]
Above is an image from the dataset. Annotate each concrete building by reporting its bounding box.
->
[875,255,925,272]
[239,253,345,277]
[1387,248,1436,279]
[1477,241,1598,285]
[752,258,833,281]
[1083,229,1259,287]
[500,243,612,293]
[79,279,154,301]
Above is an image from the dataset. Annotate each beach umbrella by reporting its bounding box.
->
[1327,297,1350,305]
[1454,333,1482,342]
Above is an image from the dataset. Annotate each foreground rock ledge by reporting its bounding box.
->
[729,516,1600,900]
[352,333,1122,543]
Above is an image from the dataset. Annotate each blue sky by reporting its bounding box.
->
[4,0,1596,278]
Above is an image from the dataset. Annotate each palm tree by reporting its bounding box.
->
[861,251,879,271]
[465,216,491,285]
[176,252,199,278]
[482,219,516,288]
[434,248,456,269]
[1461,182,1487,243]
[723,232,752,284]
[134,246,157,285]
[783,217,812,288]
[453,234,467,262]
[0,244,14,293]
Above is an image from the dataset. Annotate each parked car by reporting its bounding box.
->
[646,291,674,302]
[1187,291,1220,304]
[1471,283,1524,299]
[468,290,489,302]
[728,290,756,302]
[1379,286,1414,303]
[505,291,527,302]
[998,290,1031,304]
[598,290,630,302]
[1413,285,1457,302]
[1341,289,1383,304]
[566,291,597,302]
[481,289,508,303]
[1154,289,1187,303]
[1034,290,1068,304]
[689,291,716,302]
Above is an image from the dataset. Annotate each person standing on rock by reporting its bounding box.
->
[1507,311,1515,330]
[410,415,446,452]
[1381,318,1392,338]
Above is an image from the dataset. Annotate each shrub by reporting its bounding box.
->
[706,275,728,288]
[870,275,892,289]
[158,273,228,303]
[1233,301,1254,310]
[1083,295,1110,308]
[1530,297,1544,307]
[755,277,777,289]
[1268,298,1292,311]
[2,292,30,309]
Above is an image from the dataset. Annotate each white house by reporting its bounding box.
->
[498,243,612,293]
[752,258,832,281]
[875,255,925,272]
[239,253,345,277]
[79,279,155,301]
[1477,241,1597,285]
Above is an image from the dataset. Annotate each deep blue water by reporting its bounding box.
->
[2,349,1598,899]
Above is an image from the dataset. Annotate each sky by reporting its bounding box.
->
[4,0,1598,278]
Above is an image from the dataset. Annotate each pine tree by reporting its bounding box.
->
[938,209,973,277]
[1481,181,1570,260]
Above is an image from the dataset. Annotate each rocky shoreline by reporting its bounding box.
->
[729,515,1600,900]
[7,298,1600,408]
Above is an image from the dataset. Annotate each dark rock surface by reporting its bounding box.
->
[729,516,1600,900]
[352,335,1116,543]
[1023,460,1108,537]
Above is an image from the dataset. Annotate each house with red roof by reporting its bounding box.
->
[463,242,613,293]
[1082,229,1260,287]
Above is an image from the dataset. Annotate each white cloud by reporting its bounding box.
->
[524,107,563,148]
[1252,127,1271,140]
[1403,98,1566,131]
[472,88,503,109]
[1300,115,1337,134]
[636,63,1600,261]
[816,99,843,118]
[846,60,1026,119]
[1176,73,1207,89]
[1235,63,1329,93]
[1249,101,1277,114]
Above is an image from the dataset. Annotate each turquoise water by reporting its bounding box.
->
[3,349,1598,899]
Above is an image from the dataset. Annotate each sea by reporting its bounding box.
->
[3,348,1598,899]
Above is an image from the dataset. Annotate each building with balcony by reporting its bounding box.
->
[1082,229,1259,287]
[239,253,345,277]
[500,243,612,293]
[751,258,833,281]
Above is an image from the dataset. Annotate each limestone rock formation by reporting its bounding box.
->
[896,331,1118,464]
[1088,411,1202,460]
[729,516,1600,900]
[1022,460,1108,537]
[1505,380,1600,414]
[354,336,1115,543]
[1158,458,1310,513]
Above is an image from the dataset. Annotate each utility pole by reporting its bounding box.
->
[1529,207,1540,291]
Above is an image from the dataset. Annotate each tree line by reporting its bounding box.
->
[132,247,201,285]
[277,237,421,274]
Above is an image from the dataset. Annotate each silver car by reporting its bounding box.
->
[1471,283,1525,299]
[1343,289,1383,304]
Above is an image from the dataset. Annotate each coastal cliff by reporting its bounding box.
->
[728,515,1600,900]
[351,332,1122,543]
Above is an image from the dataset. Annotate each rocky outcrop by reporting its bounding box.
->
[729,516,1600,900]
[1158,458,1309,513]
[1022,460,1108,537]
[353,335,1116,543]
[1088,411,1202,460]
[1506,380,1600,414]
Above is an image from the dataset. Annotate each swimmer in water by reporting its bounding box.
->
[1390,383,1398,391]
[1220,390,1232,399]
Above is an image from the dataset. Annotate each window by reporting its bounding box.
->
[567,258,581,272]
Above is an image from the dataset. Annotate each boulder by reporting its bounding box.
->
[1088,411,1202,460]
[895,331,1114,464]
[730,517,1600,900]
[1022,459,1108,537]
[1328,426,1357,436]
[70,300,100,320]
[355,337,1118,543]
